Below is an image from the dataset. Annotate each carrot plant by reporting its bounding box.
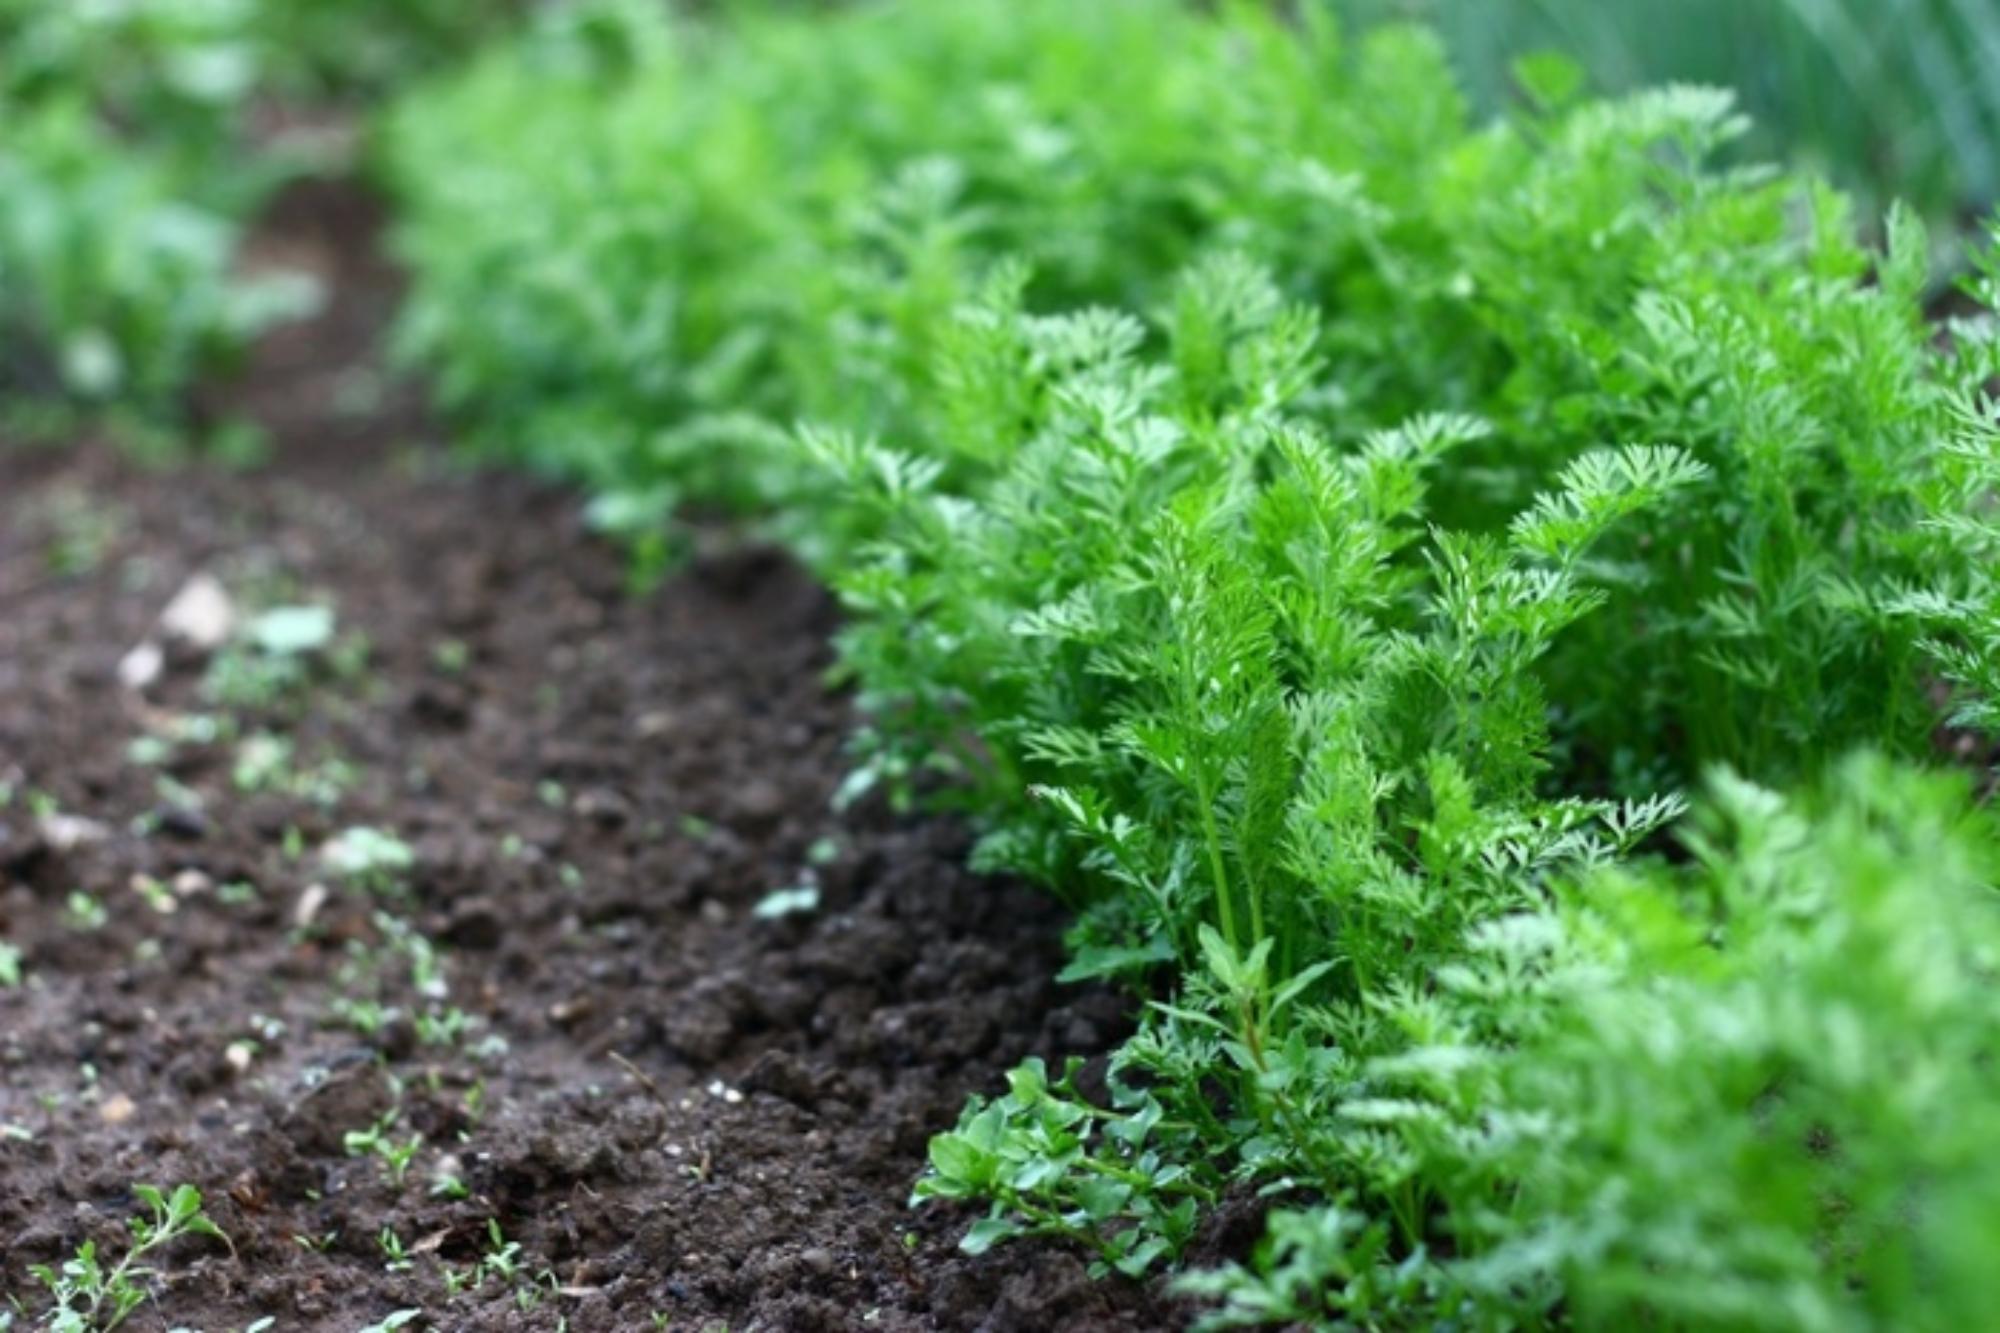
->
[380,0,2000,1325]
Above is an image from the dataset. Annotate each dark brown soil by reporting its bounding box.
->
[0,185,1187,1331]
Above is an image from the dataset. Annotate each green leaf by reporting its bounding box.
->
[927,1133,993,1187]
[751,885,820,919]
[247,605,335,656]
[960,1215,1020,1256]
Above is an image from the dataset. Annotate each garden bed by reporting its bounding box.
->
[0,185,1180,1332]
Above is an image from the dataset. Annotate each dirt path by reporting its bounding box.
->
[0,186,1179,1332]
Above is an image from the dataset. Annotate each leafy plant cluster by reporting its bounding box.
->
[382,1,2000,1326]
[14,1183,228,1332]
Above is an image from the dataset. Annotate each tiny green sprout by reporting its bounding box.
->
[168,713,227,745]
[431,1172,470,1201]
[515,1270,560,1313]
[355,1311,421,1333]
[344,1112,423,1186]
[381,1133,424,1186]
[537,779,567,808]
[343,1115,389,1159]
[375,912,447,998]
[132,876,174,915]
[125,736,173,768]
[152,774,202,812]
[442,1264,475,1296]
[0,941,23,988]
[217,880,259,907]
[378,1226,413,1273]
[323,827,415,894]
[471,1032,511,1063]
[432,638,470,674]
[480,1220,523,1284]
[65,892,109,932]
[677,814,712,840]
[294,1230,337,1253]
[231,732,294,793]
[752,885,819,920]
[28,1184,227,1332]
[806,836,841,866]
[332,997,396,1037]
[201,654,291,711]
[415,1007,473,1047]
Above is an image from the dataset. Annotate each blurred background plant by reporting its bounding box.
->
[1347,0,2000,234]
[0,0,525,452]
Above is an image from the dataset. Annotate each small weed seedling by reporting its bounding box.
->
[130,877,173,915]
[344,1113,424,1188]
[64,893,108,933]
[355,1311,421,1333]
[322,827,415,895]
[479,1220,523,1285]
[27,1184,226,1332]
[217,880,260,907]
[378,1227,413,1274]
[232,733,355,807]
[330,996,397,1038]
[201,607,329,710]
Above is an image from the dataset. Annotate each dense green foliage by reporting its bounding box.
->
[382,1,2000,1326]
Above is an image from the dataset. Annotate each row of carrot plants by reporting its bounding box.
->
[381,2,2000,1326]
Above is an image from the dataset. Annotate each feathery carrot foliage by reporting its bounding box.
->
[382,1,2000,1325]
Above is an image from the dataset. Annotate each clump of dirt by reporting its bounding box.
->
[0,182,1189,1331]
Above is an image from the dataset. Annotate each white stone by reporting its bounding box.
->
[158,574,236,651]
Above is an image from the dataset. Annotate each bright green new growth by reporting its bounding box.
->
[380,0,2000,1326]
[386,0,2000,784]
[24,1184,227,1332]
